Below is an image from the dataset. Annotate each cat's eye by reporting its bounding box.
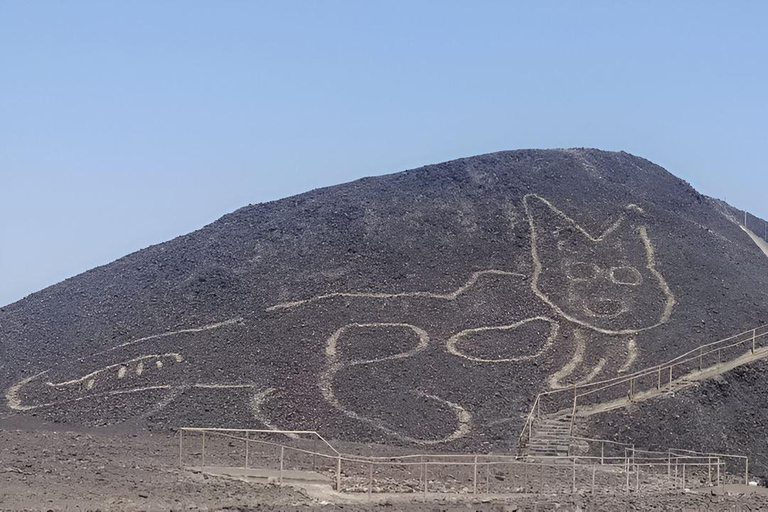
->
[610,266,643,286]
[566,262,600,281]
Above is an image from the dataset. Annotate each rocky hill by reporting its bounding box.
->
[2,149,767,458]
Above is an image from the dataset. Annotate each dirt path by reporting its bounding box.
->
[741,225,768,258]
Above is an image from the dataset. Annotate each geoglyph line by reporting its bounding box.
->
[320,323,472,445]
[250,388,300,439]
[266,270,526,312]
[5,318,246,413]
[47,353,184,387]
[89,317,244,358]
[618,339,638,374]
[446,316,559,363]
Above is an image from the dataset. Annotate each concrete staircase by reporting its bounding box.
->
[525,415,572,459]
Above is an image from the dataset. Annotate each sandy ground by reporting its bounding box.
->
[3,418,768,511]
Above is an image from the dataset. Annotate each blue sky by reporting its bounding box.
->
[1,1,767,307]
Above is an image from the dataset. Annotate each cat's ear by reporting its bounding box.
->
[600,204,646,244]
[525,194,643,251]
[525,194,602,251]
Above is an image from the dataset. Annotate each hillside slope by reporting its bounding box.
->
[1,148,767,453]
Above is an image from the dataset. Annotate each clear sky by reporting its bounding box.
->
[1,1,767,307]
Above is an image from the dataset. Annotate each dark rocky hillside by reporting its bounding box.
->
[2,149,767,457]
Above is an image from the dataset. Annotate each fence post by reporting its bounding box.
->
[682,463,686,489]
[179,429,183,468]
[746,458,750,486]
[669,366,673,390]
[201,431,206,467]
[420,455,425,495]
[244,431,249,469]
[625,451,630,493]
[312,438,316,472]
[753,329,757,353]
[708,457,712,486]
[473,456,478,494]
[571,457,577,493]
[601,442,604,465]
[674,459,678,489]
[368,461,374,499]
[279,446,284,484]
[591,465,596,494]
[717,458,721,488]
[636,464,640,491]
[667,452,671,479]
[699,347,703,370]
[336,455,342,491]
[657,368,661,390]
[539,459,544,495]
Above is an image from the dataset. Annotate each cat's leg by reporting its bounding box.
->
[547,329,636,389]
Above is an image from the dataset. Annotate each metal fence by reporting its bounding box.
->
[178,428,733,497]
[520,324,768,450]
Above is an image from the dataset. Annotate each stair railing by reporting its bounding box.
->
[519,324,768,446]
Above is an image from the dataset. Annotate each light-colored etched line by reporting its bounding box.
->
[525,193,676,335]
[639,226,676,324]
[572,358,606,386]
[89,318,244,358]
[446,316,559,363]
[618,339,638,374]
[45,353,183,387]
[6,375,173,412]
[266,270,526,312]
[192,383,258,389]
[325,322,429,364]
[5,372,48,411]
[547,330,586,389]
[250,388,300,439]
[319,323,472,445]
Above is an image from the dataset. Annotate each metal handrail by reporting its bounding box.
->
[519,324,768,447]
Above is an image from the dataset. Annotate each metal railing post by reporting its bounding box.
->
[746,458,750,485]
[572,457,576,493]
[279,446,285,484]
[717,458,721,488]
[657,368,661,390]
[625,450,630,493]
[244,431,249,469]
[669,366,673,390]
[179,429,184,468]
[636,464,640,491]
[201,431,206,467]
[473,456,478,494]
[601,442,604,465]
[368,461,374,499]
[752,329,757,353]
[708,456,712,486]
[312,438,316,472]
[682,463,686,489]
[336,455,342,491]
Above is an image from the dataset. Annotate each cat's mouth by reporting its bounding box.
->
[582,298,627,319]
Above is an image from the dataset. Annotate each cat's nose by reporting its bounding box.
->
[583,298,626,318]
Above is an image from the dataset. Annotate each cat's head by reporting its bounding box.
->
[524,194,675,335]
